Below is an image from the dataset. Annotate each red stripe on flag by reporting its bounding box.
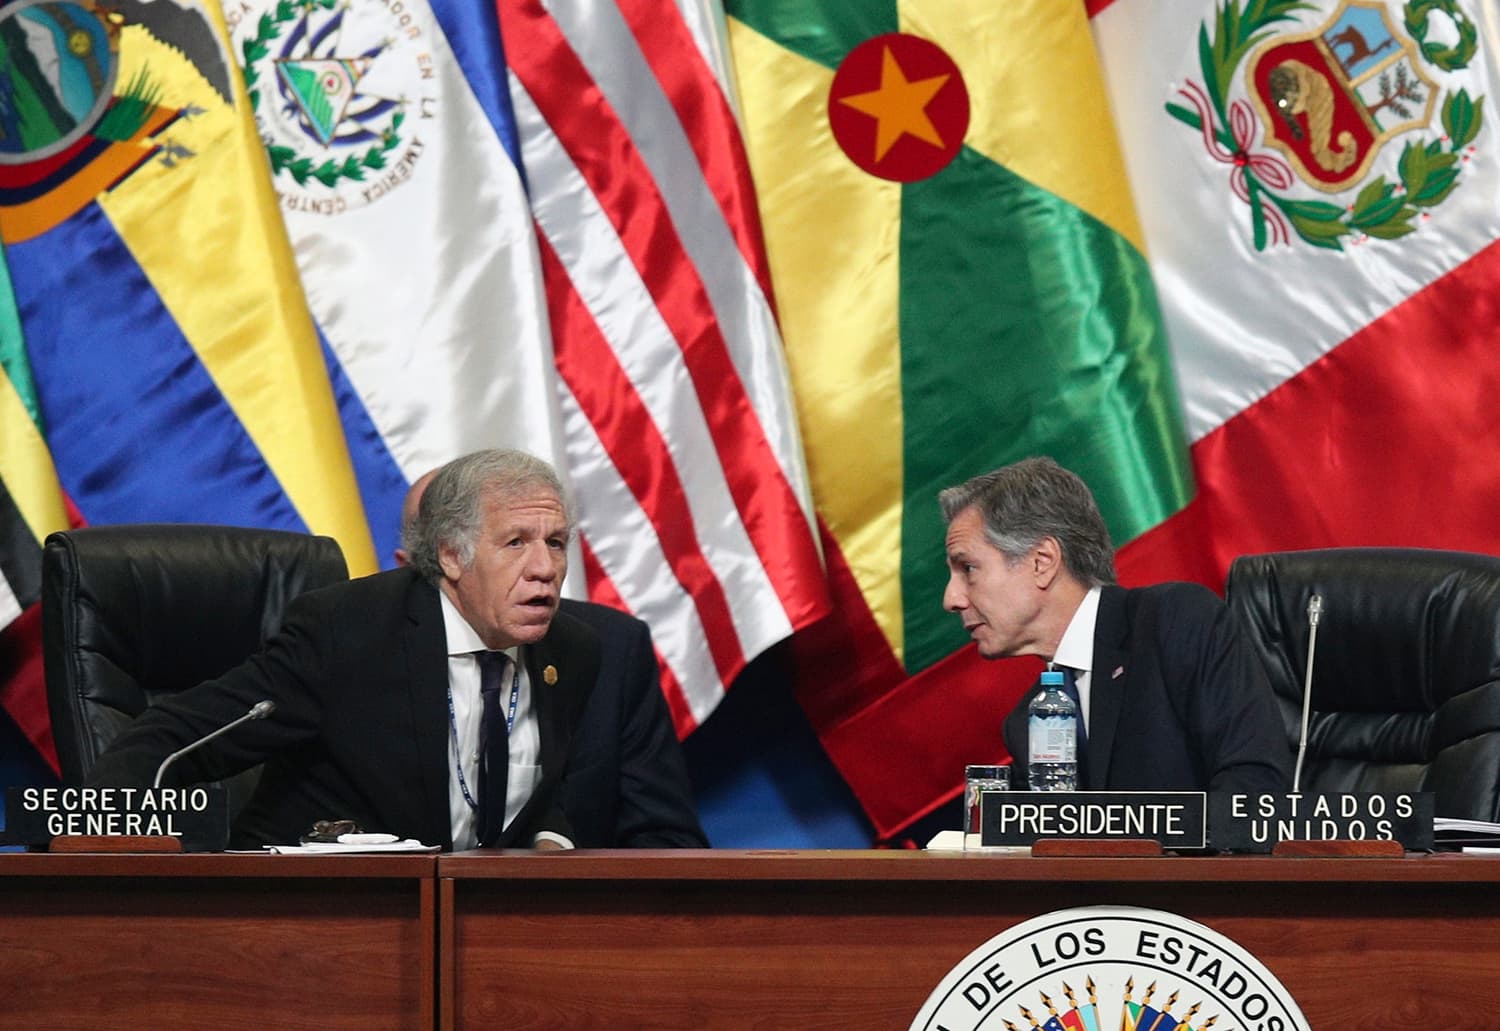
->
[579,535,698,739]
[612,0,780,317]
[809,238,1500,837]
[539,231,747,686]
[501,0,826,628]
[821,644,1039,837]
[1123,237,1500,588]
[0,602,60,776]
[791,518,906,733]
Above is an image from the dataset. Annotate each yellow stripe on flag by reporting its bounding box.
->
[0,375,68,542]
[903,0,1147,254]
[98,25,377,575]
[729,18,908,661]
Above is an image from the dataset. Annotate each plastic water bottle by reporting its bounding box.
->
[1028,669,1078,791]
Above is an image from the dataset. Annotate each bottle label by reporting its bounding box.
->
[1028,715,1077,763]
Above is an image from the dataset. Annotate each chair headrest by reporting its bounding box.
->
[1226,546,1500,712]
[41,524,351,781]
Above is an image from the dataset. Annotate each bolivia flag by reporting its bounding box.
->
[726,0,1195,835]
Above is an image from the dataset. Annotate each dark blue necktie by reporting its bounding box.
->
[475,651,511,847]
[1057,666,1089,785]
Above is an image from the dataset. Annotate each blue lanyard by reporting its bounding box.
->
[446,657,520,812]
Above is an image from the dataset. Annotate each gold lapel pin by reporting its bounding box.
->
[543,664,559,685]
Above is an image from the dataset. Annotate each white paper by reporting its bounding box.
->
[258,839,439,854]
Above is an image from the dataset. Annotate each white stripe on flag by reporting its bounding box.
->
[0,570,20,631]
[556,386,725,722]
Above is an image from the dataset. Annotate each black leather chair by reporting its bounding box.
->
[1226,547,1500,820]
[42,525,349,814]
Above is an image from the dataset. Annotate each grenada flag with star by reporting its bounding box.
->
[729,0,1500,839]
[725,0,1194,836]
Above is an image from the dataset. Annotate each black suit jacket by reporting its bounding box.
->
[1005,583,1290,794]
[557,600,707,847]
[86,568,600,849]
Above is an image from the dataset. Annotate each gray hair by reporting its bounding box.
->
[938,456,1116,587]
[404,449,572,583]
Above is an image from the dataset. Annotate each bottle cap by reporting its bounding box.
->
[1040,669,1065,685]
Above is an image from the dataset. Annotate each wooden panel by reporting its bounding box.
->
[0,853,436,1031]
[441,850,1500,1030]
[11,848,1500,1029]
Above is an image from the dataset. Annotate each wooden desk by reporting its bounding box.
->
[0,852,437,1031]
[438,848,1500,1029]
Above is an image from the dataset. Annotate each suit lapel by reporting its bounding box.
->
[527,640,563,773]
[499,622,582,842]
[402,577,454,849]
[1088,585,1130,790]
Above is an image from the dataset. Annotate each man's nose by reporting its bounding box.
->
[943,575,965,612]
[524,543,559,579]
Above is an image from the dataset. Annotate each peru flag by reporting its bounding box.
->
[1098,0,1500,587]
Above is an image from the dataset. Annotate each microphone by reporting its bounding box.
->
[1291,595,1323,793]
[153,700,276,789]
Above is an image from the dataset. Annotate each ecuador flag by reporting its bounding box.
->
[1,0,377,778]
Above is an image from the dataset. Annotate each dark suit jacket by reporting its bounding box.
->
[1005,583,1290,794]
[557,600,707,847]
[85,568,600,849]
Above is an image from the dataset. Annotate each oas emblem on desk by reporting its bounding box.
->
[910,906,1310,1031]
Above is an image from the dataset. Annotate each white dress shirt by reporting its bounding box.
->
[438,591,564,849]
[1051,586,1102,734]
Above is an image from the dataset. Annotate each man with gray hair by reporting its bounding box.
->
[398,465,707,848]
[88,448,601,850]
[940,456,1288,794]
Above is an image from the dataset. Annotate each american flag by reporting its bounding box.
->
[497,0,831,732]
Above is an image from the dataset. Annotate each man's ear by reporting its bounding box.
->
[438,542,463,581]
[1031,536,1064,588]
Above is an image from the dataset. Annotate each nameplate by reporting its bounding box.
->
[980,792,1208,849]
[1209,791,1434,852]
[2,786,230,852]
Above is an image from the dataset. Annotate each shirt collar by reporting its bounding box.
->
[1053,585,1101,675]
[438,588,518,663]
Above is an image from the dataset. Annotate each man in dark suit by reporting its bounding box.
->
[399,471,707,848]
[552,600,707,847]
[87,449,600,850]
[939,457,1289,794]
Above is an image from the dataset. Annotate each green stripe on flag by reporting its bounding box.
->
[728,0,896,70]
[0,245,42,430]
[898,148,1194,671]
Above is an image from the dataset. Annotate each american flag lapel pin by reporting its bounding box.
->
[1112,665,1125,680]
